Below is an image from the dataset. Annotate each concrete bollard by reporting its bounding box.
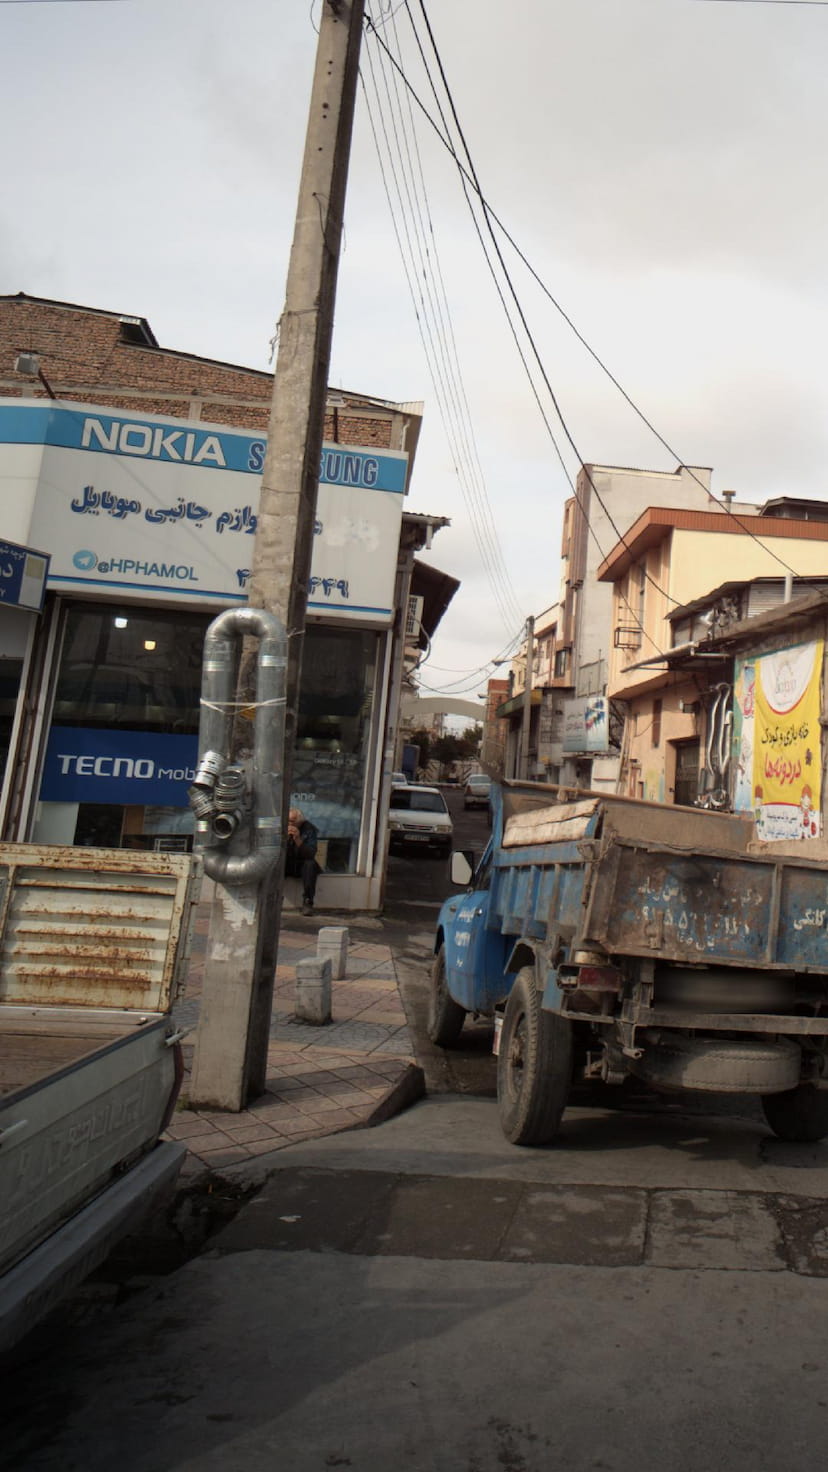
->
[295,956,332,1025]
[317,926,349,980]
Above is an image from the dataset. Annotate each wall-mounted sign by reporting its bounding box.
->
[40,726,198,806]
[0,400,408,623]
[0,537,50,612]
[562,695,611,754]
[733,640,823,841]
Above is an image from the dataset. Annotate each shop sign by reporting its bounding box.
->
[733,640,823,841]
[562,695,610,754]
[40,726,198,806]
[0,536,50,612]
[0,400,408,621]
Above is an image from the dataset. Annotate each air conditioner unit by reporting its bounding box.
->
[614,625,642,651]
[405,594,424,641]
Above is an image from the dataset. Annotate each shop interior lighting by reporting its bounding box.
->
[143,639,157,651]
[114,617,128,629]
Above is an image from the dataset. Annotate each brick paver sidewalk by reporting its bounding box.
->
[166,904,420,1175]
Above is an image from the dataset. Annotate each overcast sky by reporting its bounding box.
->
[3,0,828,702]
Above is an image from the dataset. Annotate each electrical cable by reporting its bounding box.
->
[360,66,522,636]
[396,3,672,655]
[380,5,808,590]
[384,0,524,629]
[362,16,524,632]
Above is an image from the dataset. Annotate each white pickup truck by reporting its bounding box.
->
[0,843,201,1352]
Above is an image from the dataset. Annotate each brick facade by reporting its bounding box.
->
[0,293,410,449]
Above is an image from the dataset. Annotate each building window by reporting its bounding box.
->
[554,647,570,678]
[652,698,662,748]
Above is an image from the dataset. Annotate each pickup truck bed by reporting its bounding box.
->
[0,844,199,1351]
[2,1016,134,1095]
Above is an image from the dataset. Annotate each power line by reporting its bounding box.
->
[361,8,524,633]
[403,1,673,655]
[418,622,527,694]
[379,4,808,594]
[365,5,524,631]
[370,3,806,677]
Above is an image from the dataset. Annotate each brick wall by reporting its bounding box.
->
[0,294,398,448]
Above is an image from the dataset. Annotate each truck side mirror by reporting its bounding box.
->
[450,851,474,887]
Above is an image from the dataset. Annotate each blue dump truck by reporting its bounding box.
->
[431,780,828,1146]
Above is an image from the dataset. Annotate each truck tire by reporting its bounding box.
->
[427,944,466,1047]
[762,1083,828,1143]
[630,1035,801,1094]
[497,967,572,1146]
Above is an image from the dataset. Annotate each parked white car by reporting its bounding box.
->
[388,784,452,856]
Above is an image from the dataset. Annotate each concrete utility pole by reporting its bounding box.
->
[519,615,534,781]
[190,0,365,1110]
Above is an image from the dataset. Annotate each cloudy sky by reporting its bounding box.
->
[3,0,828,700]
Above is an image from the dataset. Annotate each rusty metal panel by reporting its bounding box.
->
[0,845,201,1012]
[583,839,828,974]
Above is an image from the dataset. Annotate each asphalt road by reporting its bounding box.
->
[383,781,489,920]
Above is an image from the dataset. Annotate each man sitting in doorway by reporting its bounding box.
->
[286,807,320,917]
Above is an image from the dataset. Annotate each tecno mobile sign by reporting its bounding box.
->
[1,400,409,623]
[41,727,199,806]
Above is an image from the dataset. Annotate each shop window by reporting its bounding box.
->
[292,625,381,873]
[52,603,210,734]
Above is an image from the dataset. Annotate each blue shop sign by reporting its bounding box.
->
[0,403,410,493]
[0,538,50,612]
[41,727,198,806]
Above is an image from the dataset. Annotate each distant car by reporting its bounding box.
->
[463,773,492,810]
[391,771,409,786]
[388,784,452,856]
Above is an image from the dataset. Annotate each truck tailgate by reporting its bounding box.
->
[584,837,828,973]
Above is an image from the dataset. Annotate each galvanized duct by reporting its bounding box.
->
[194,607,287,885]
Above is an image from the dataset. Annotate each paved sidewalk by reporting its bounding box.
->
[166,904,422,1176]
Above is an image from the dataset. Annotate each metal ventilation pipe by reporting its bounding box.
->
[194,606,287,885]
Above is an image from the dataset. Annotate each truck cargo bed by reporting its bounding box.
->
[1,1011,144,1097]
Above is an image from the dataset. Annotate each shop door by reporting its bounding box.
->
[673,740,701,807]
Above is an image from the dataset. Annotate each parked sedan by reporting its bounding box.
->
[388,784,452,856]
[463,773,491,809]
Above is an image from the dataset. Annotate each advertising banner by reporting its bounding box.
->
[0,401,408,622]
[40,726,198,806]
[562,695,610,754]
[733,640,823,841]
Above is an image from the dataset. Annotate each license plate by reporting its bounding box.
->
[407,834,431,842]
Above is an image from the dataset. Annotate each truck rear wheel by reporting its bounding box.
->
[497,967,572,1146]
[427,944,466,1047]
[762,1083,828,1143]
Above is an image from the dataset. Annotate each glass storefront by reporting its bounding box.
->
[35,602,209,849]
[35,603,384,874]
[292,626,381,873]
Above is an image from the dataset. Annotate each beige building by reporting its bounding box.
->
[598,501,828,805]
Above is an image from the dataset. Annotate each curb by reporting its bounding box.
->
[358,1061,426,1129]
[192,1060,426,1190]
